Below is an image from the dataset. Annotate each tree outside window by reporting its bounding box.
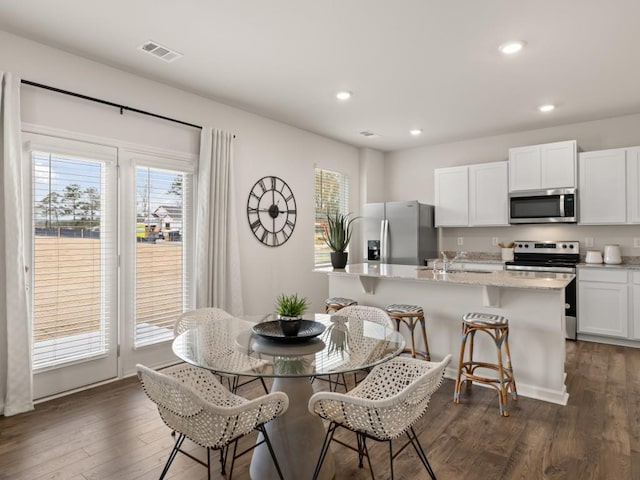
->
[314,168,349,267]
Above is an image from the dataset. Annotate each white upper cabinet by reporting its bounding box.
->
[509,140,577,191]
[540,141,577,188]
[579,148,627,224]
[508,145,540,191]
[626,147,640,223]
[434,166,469,227]
[435,161,508,227]
[469,162,509,226]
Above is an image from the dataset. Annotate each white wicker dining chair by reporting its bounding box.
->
[137,363,289,480]
[174,307,269,394]
[308,354,452,480]
[319,305,396,391]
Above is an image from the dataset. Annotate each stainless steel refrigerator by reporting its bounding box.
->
[363,201,437,266]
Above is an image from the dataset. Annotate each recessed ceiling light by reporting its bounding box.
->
[410,129,423,136]
[499,41,526,55]
[336,91,352,101]
[539,104,555,113]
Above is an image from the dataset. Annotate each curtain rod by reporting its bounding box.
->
[21,79,203,130]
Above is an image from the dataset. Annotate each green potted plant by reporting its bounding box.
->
[274,356,313,375]
[322,210,359,269]
[275,293,309,336]
[324,315,349,357]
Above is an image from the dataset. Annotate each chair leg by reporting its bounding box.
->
[407,319,418,358]
[260,377,269,394]
[419,315,431,361]
[388,438,394,480]
[453,325,469,404]
[313,422,337,480]
[361,435,374,480]
[206,447,211,480]
[258,424,285,480]
[160,433,186,480]
[503,330,518,400]
[356,432,364,467]
[220,446,227,474]
[228,438,240,480]
[494,328,510,417]
[407,426,437,480]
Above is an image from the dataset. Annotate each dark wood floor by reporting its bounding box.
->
[1,340,639,480]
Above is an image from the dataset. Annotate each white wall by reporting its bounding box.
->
[359,148,385,205]
[385,114,640,256]
[0,29,361,316]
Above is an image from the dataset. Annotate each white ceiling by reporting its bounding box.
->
[1,0,639,152]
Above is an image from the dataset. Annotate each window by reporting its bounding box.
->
[26,135,118,380]
[24,131,195,399]
[134,166,192,347]
[314,168,349,267]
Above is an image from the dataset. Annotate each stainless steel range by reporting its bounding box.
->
[505,241,579,340]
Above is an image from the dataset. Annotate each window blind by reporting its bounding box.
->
[134,166,192,347]
[314,168,350,267]
[31,152,115,369]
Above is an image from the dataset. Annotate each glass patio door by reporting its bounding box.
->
[24,133,118,399]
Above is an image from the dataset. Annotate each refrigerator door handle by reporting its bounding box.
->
[380,219,389,263]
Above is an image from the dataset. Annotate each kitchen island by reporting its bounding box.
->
[315,263,574,405]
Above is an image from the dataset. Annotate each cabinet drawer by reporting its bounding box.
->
[633,271,640,284]
[578,268,628,283]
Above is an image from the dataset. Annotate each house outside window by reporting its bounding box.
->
[314,168,349,267]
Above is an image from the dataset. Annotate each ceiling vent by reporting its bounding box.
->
[360,131,379,138]
[139,40,182,63]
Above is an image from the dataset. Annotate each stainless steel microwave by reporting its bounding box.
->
[509,188,577,224]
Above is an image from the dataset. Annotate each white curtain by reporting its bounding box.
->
[0,72,33,416]
[195,127,243,315]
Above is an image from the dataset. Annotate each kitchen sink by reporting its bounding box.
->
[417,267,493,274]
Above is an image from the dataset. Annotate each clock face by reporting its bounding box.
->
[247,176,297,247]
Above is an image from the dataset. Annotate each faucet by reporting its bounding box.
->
[439,251,467,273]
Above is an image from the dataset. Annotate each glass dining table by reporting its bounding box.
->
[172,312,405,480]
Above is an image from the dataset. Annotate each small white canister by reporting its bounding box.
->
[603,244,622,265]
[501,248,514,262]
[585,250,603,264]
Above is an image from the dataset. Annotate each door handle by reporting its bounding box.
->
[380,219,389,263]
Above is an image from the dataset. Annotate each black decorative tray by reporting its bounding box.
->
[252,320,326,343]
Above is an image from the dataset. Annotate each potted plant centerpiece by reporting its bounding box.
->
[275,293,309,336]
[324,315,349,357]
[322,210,359,269]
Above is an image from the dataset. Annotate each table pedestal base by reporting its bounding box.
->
[250,377,335,480]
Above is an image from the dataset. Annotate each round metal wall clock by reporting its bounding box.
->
[246,176,297,247]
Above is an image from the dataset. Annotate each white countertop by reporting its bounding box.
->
[315,263,574,290]
[578,262,640,270]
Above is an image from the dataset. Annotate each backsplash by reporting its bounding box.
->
[436,251,502,262]
[438,224,640,258]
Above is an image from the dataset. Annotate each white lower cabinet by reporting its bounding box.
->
[632,272,640,340]
[578,268,629,338]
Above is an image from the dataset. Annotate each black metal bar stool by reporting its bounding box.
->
[453,312,518,417]
[384,304,430,361]
[325,297,357,314]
